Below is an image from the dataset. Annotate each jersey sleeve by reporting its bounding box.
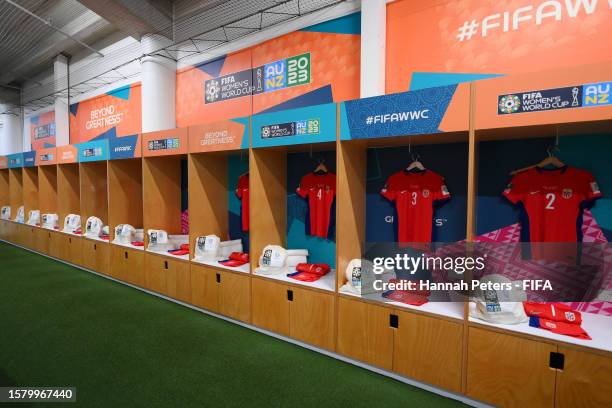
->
[236,175,246,198]
[296,175,310,198]
[503,174,525,204]
[434,177,451,201]
[584,172,603,201]
[380,176,396,201]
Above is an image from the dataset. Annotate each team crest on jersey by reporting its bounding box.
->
[562,188,573,199]
[422,189,430,198]
[565,312,576,322]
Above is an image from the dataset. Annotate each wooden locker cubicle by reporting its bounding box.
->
[22,152,40,250]
[8,157,24,245]
[108,146,145,287]
[36,148,58,255]
[0,164,8,240]
[56,146,82,265]
[249,104,338,351]
[188,119,251,323]
[463,65,612,408]
[334,85,472,393]
[77,140,111,275]
[142,127,191,303]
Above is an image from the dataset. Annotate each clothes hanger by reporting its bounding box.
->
[314,158,329,174]
[510,145,565,175]
[405,152,425,172]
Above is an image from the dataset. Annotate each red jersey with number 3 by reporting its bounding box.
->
[297,172,336,238]
[503,167,602,242]
[236,173,249,232]
[381,170,450,243]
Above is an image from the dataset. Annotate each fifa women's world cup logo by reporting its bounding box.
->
[499,94,521,114]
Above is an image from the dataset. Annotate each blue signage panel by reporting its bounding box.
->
[340,85,457,140]
[78,139,109,162]
[497,80,612,115]
[7,153,23,168]
[109,134,139,160]
[22,151,37,167]
[252,103,337,148]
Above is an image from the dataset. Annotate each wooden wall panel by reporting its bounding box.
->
[0,170,9,206]
[80,162,109,225]
[9,168,23,214]
[188,153,228,254]
[22,167,39,217]
[143,156,183,235]
[38,166,58,214]
[249,148,286,269]
[336,141,366,288]
[108,159,143,240]
[57,164,80,224]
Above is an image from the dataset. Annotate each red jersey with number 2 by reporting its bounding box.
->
[236,173,249,232]
[381,170,450,243]
[503,167,602,242]
[297,172,336,238]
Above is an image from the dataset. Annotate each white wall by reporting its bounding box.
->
[0,107,23,155]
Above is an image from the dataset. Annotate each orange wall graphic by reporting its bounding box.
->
[69,83,142,144]
[176,50,253,127]
[386,0,612,93]
[30,111,56,150]
[176,13,361,127]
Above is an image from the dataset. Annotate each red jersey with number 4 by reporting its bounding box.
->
[503,167,602,242]
[381,170,450,243]
[297,172,336,238]
[236,173,249,232]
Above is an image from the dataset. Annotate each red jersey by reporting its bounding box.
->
[296,172,336,238]
[381,169,450,243]
[503,167,602,243]
[236,173,249,232]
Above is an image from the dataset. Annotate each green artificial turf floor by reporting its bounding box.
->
[0,241,466,407]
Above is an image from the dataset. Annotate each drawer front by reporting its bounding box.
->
[190,264,219,312]
[218,271,250,323]
[251,278,290,336]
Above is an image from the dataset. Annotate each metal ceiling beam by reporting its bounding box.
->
[3,0,104,57]
[0,9,109,86]
[76,0,173,40]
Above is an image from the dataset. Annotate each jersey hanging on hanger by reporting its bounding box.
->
[296,172,336,238]
[381,169,450,243]
[503,166,602,243]
[236,173,249,232]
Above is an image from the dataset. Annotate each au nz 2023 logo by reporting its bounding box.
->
[263,53,311,92]
[583,81,611,107]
